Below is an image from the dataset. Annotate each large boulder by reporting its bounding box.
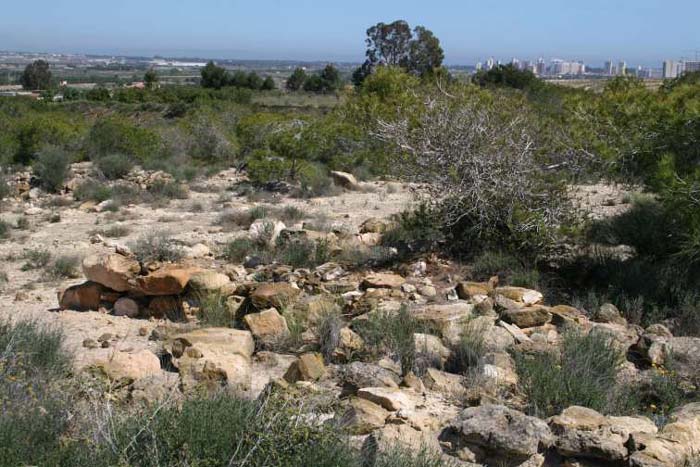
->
[170,328,254,394]
[83,254,140,292]
[548,406,657,461]
[250,282,300,310]
[441,404,553,463]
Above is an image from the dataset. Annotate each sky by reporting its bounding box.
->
[0,0,698,67]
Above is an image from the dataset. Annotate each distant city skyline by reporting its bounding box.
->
[1,0,698,67]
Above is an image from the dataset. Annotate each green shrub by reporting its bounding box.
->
[94,394,359,467]
[470,250,522,279]
[223,237,257,262]
[131,232,183,264]
[382,204,444,256]
[279,205,307,222]
[95,153,134,180]
[85,117,161,162]
[74,180,112,202]
[0,220,8,239]
[148,179,189,201]
[35,146,70,193]
[513,327,624,417]
[275,238,330,269]
[21,248,52,271]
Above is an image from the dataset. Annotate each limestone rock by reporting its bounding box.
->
[338,361,401,394]
[250,282,300,310]
[170,328,254,394]
[188,270,232,293]
[629,403,700,467]
[361,273,406,290]
[92,349,162,382]
[338,397,390,435]
[502,306,552,329]
[244,308,289,344]
[414,333,451,363]
[495,287,544,306]
[549,406,657,461]
[83,254,140,292]
[423,368,465,396]
[413,301,474,344]
[283,352,325,382]
[441,404,553,462]
[357,387,414,411]
[593,303,627,325]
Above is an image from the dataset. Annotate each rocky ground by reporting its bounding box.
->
[1,164,698,467]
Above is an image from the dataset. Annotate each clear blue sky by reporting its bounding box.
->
[1,0,698,66]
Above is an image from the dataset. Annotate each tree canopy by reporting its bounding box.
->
[355,20,445,84]
[20,60,52,90]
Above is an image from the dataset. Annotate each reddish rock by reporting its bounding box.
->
[58,281,103,311]
[135,266,201,296]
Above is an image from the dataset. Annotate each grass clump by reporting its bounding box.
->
[0,319,73,467]
[513,327,624,417]
[21,248,52,271]
[354,306,419,376]
[131,231,183,264]
[445,320,488,375]
[195,291,233,328]
[0,219,9,239]
[50,255,81,279]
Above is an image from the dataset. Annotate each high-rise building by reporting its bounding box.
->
[486,57,495,70]
[604,60,615,76]
[685,61,700,73]
[550,59,585,76]
[618,61,627,76]
[535,58,546,76]
[476,62,483,71]
[663,60,683,79]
